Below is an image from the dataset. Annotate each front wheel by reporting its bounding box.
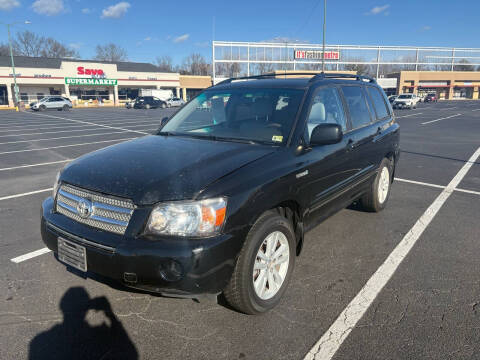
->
[223,211,296,314]
[145,104,151,110]
[39,105,46,112]
[62,105,70,111]
[361,158,392,212]
[161,102,166,109]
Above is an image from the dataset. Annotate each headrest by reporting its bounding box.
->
[253,98,272,118]
[309,102,325,123]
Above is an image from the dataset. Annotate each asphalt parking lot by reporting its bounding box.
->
[1,101,479,360]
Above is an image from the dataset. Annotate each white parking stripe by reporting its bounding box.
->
[455,188,480,196]
[472,108,480,112]
[395,112,423,119]
[0,188,52,201]
[0,137,137,155]
[0,122,158,135]
[11,248,51,263]
[394,177,445,189]
[0,159,71,171]
[0,130,132,145]
[27,112,150,135]
[304,146,480,360]
[421,113,462,125]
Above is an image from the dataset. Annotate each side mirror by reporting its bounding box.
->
[158,116,169,131]
[310,123,343,146]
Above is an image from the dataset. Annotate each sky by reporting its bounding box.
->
[0,0,478,65]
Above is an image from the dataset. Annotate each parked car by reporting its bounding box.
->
[388,95,398,103]
[392,93,419,109]
[30,96,72,111]
[41,73,400,314]
[166,97,185,107]
[133,96,167,109]
[424,93,438,103]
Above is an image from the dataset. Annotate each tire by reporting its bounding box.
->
[62,105,69,111]
[360,158,392,212]
[223,210,296,314]
[167,103,171,108]
[161,102,166,109]
[39,105,46,112]
[145,104,151,110]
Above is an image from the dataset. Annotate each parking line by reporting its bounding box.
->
[395,112,423,119]
[0,137,137,155]
[455,188,480,196]
[11,248,51,263]
[304,146,480,360]
[28,112,149,135]
[0,188,52,201]
[0,130,132,145]
[421,113,462,125]
[394,177,445,189]
[472,109,480,112]
[0,159,71,172]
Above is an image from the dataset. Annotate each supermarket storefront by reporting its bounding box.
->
[0,56,183,107]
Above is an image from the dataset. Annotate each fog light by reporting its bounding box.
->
[123,272,137,283]
[159,259,183,282]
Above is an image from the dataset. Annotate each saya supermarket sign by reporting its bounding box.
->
[65,77,117,86]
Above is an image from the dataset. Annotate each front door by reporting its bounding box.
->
[295,86,358,231]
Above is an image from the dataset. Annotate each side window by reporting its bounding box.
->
[341,86,372,129]
[306,87,346,141]
[367,87,390,120]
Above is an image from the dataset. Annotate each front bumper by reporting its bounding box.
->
[41,197,247,296]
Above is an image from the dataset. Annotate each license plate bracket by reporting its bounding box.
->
[58,237,87,272]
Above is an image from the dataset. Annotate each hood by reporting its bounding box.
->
[60,135,275,205]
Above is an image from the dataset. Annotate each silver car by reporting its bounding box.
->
[166,97,185,107]
[31,96,72,111]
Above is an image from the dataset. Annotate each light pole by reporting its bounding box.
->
[1,20,31,109]
[322,0,326,73]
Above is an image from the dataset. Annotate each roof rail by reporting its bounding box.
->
[309,72,376,83]
[214,72,377,86]
[215,72,326,86]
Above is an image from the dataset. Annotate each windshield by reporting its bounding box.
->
[160,88,305,145]
[398,94,412,99]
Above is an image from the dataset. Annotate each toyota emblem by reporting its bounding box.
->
[76,198,93,219]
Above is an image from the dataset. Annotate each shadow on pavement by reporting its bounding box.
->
[28,287,138,360]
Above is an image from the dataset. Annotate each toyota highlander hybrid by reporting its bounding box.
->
[41,73,400,314]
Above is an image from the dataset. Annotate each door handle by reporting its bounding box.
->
[347,138,355,150]
[376,126,382,135]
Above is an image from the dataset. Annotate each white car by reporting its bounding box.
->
[31,96,72,111]
[392,94,419,109]
[166,97,185,107]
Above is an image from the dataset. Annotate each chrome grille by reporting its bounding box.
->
[55,184,134,235]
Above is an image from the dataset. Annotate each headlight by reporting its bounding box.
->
[146,197,227,237]
[52,171,61,199]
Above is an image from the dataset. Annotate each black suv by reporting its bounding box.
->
[41,73,399,314]
[133,96,167,109]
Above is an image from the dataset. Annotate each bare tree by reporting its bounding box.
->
[95,43,128,62]
[156,55,174,72]
[180,53,210,75]
[0,44,10,56]
[41,38,79,58]
[454,59,474,71]
[13,30,43,57]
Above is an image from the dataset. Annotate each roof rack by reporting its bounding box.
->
[215,72,376,86]
[309,73,376,83]
[215,72,329,86]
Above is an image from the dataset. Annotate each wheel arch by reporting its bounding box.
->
[269,200,304,256]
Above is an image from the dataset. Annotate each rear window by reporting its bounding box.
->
[398,94,412,99]
[341,86,371,129]
[367,87,389,120]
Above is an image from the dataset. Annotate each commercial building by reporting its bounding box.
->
[0,56,212,108]
[387,71,480,100]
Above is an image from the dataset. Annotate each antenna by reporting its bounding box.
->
[322,0,326,73]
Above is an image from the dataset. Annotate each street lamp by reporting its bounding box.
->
[0,20,31,109]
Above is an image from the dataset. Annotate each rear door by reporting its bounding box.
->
[339,85,378,191]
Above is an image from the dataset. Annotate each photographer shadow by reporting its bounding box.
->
[29,287,138,360]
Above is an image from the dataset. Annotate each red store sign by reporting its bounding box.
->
[77,66,105,76]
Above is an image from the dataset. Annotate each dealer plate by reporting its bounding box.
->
[58,237,87,272]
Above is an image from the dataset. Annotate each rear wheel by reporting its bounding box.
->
[62,105,69,111]
[145,104,151,110]
[223,211,296,314]
[360,158,392,212]
[161,102,166,109]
